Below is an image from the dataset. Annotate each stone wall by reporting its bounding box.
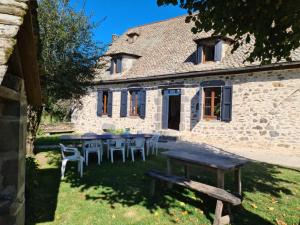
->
[72,68,300,151]
[0,80,27,225]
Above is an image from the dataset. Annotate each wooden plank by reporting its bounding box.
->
[0,85,19,101]
[166,158,173,189]
[184,165,190,179]
[217,169,225,189]
[213,200,223,225]
[16,1,41,106]
[162,150,247,170]
[234,168,242,196]
[146,170,241,205]
[150,179,156,196]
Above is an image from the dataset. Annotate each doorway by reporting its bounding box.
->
[168,95,181,130]
[162,89,181,131]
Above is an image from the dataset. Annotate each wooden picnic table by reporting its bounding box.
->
[161,149,248,196]
[60,133,153,141]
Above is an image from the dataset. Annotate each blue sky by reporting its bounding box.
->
[72,0,186,45]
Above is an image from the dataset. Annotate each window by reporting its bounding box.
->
[97,90,113,117]
[128,89,146,118]
[203,87,221,120]
[203,45,215,62]
[195,39,223,64]
[102,91,108,115]
[110,57,122,74]
[130,90,142,116]
[199,80,233,122]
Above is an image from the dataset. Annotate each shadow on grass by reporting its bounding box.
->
[25,153,61,225]
[27,148,296,225]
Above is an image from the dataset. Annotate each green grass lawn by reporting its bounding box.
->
[26,146,300,225]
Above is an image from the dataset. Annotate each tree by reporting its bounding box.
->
[157,0,300,64]
[27,0,102,154]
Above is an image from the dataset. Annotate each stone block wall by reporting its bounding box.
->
[0,81,27,225]
[72,68,300,151]
[72,86,161,134]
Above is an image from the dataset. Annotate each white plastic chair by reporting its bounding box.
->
[59,143,84,178]
[109,139,125,163]
[146,133,160,156]
[130,137,145,162]
[83,140,103,166]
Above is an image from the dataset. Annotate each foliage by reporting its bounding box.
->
[27,105,43,154]
[26,149,300,225]
[34,134,62,146]
[26,0,102,154]
[157,0,300,64]
[38,0,103,119]
[107,128,126,135]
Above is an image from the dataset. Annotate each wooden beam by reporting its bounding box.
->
[213,200,223,225]
[0,85,20,101]
[146,170,241,205]
[234,168,242,196]
[16,1,41,106]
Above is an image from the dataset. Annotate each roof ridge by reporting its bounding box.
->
[127,14,187,31]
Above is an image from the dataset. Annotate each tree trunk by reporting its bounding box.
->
[26,105,43,155]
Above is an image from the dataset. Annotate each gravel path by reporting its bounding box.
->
[159,140,300,169]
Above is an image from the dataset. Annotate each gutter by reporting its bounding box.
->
[95,61,300,85]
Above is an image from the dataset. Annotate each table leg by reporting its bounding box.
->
[217,169,225,189]
[184,165,190,179]
[167,158,173,188]
[234,167,242,196]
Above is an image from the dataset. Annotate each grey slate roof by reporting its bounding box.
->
[97,15,300,82]
[0,0,30,83]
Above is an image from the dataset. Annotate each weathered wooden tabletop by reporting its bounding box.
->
[60,133,153,141]
[162,149,248,170]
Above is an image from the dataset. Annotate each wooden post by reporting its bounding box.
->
[184,165,190,179]
[150,179,156,196]
[217,169,225,189]
[234,167,242,196]
[213,200,223,225]
[166,158,173,188]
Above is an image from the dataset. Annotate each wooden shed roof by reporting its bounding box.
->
[0,0,41,106]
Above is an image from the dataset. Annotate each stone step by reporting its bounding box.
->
[159,129,180,142]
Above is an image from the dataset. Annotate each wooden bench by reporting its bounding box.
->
[40,123,75,135]
[146,170,242,225]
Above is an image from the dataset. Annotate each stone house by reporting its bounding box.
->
[0,1,41,224]
[72,16,300,151]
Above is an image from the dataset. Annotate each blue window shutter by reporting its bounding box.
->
[116,58,122,73]
[110,59,115,74]
[196,45,203,64]
[214,40,223,62]
[139,90,146,119]
[97,91,103,116]
[197,88,202,121]
[107,91,113,117]
[162,91,169,129]
[120,90,127,117]
[221,85,232,122]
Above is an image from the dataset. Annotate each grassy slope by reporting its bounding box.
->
[27,139,300,225]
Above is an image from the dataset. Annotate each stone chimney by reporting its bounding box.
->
[112,34,119,42]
